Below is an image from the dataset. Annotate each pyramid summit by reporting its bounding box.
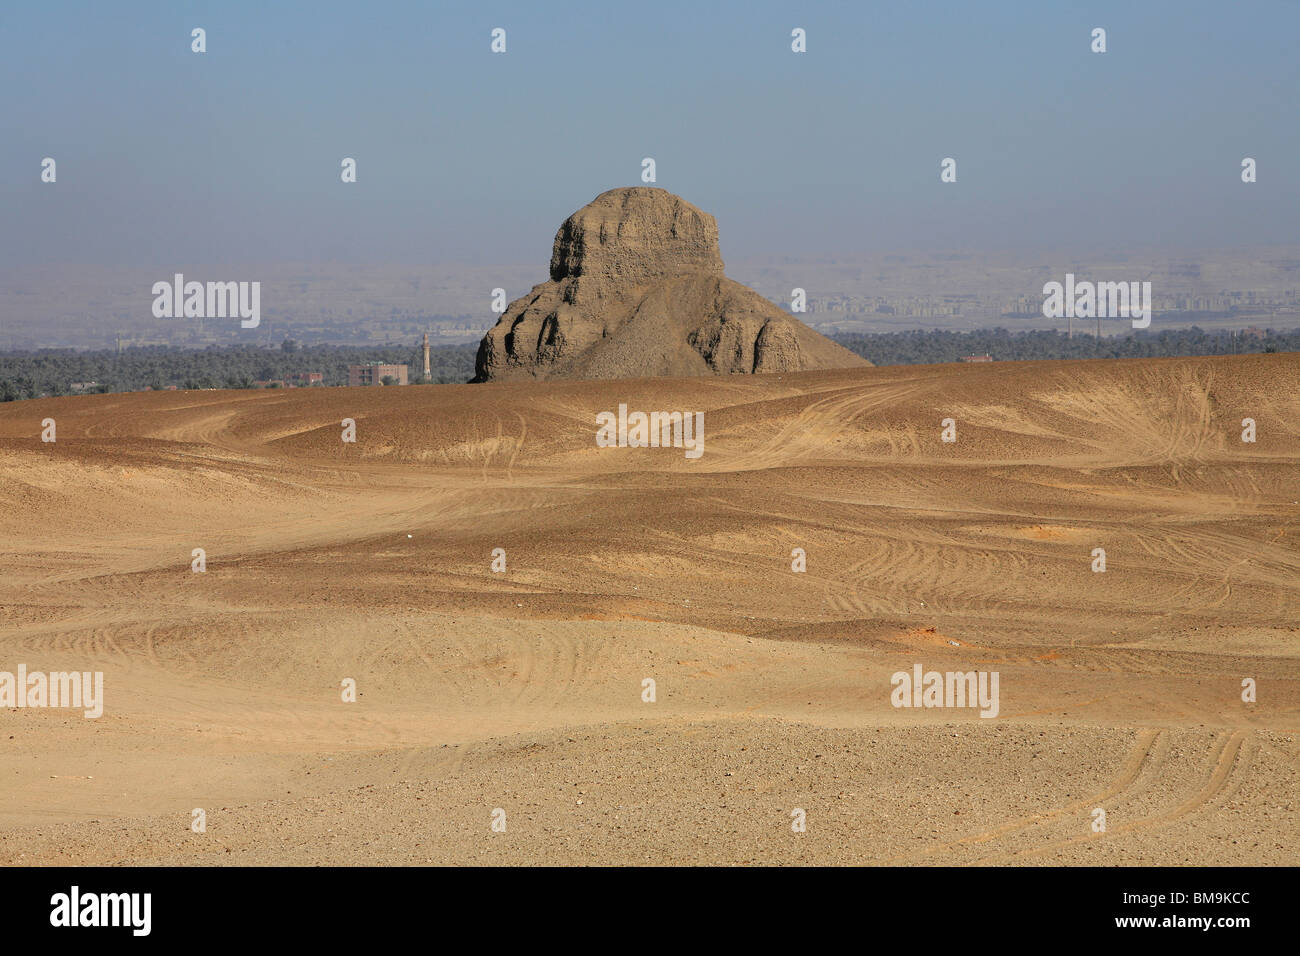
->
[471,187,869,382]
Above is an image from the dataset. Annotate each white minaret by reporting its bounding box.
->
[423,331,431,380]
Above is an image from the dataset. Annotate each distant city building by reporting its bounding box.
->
[69,381,99,393]
[348,363,408,386]
[287,372,324,386]
[1241,327,1266,340]
[960,353,993,363]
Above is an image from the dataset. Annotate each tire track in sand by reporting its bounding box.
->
[981,728,1252,863]
[880,728,1164,864]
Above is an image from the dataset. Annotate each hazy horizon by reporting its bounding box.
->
[3,1,1298,349]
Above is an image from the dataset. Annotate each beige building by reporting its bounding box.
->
[348,363,408,386]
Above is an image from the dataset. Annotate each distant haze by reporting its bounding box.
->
[2,1,1297,347]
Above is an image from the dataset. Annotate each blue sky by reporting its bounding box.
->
[2,0,1296,265]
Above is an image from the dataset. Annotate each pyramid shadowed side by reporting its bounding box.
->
[472,187,870,382]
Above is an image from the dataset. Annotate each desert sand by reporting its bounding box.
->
[0,352,1296,865]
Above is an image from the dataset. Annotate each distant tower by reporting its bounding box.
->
[422,331,431,380]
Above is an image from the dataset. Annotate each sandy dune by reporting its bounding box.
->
[0,353,1296,865]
